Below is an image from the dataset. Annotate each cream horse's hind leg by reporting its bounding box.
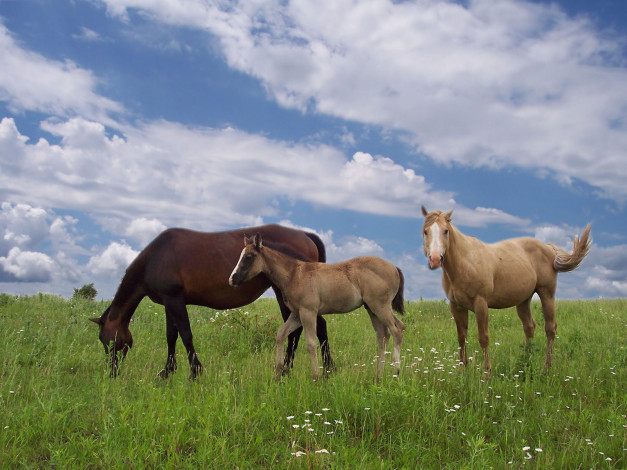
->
[537,288,557,368]
[473,297,491,377]
[275,313,303,380]
[516,297,536,348]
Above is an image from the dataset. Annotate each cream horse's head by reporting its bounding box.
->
[421,206,453,270]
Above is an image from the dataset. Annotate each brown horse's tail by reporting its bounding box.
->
[549,224,592,273]
[305,231,327,263]
[392,267,405,315]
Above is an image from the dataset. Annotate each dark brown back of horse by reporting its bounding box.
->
[93,224,331,378]
[133,224,323,310]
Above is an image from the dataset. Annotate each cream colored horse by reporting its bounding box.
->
[421,206,591,376]
[229,233,406,380]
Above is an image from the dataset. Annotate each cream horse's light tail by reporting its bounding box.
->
[549,224,592,273]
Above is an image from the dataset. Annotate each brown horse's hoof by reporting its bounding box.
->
[188,365,203,381]
[157,369,171,379]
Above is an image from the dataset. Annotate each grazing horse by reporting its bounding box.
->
[421,206,591,376]
[90,224,333,379]
[229,233,406,380]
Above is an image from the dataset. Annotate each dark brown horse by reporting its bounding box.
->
[90,224,333,378]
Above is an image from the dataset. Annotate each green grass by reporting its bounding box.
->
[0,293,625,468]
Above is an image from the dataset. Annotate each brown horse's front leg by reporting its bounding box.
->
[164,295,203,380]
[450,302,469,367]
[473,298,491,378]
[158,313,179,379]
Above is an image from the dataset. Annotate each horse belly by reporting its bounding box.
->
[489,266,537,308]
[317,281,363,315]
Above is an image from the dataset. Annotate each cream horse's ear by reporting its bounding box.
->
[253,233,263,249]
[421,206,429,217]
[444,210,453,222]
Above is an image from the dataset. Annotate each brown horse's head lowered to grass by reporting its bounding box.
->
[421,206,591,377]
[230,233,406,381]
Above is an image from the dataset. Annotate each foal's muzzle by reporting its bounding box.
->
[229,274,242,287]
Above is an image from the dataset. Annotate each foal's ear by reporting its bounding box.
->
[444,209,453,222]
[89,317,103,325]
[253,233,263,249]
[421,206,428,217]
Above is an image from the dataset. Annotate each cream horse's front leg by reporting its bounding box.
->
[473,297,491,378]
[275,313,303,380]
[450,301,469,367]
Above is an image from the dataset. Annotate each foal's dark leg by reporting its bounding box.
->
[163,294,202,380]
[158,312,179,379]
[272,286,334,372]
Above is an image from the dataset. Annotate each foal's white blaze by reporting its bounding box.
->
[228,247,247,285]
[427,222,444,268]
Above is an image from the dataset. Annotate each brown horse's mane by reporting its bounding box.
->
[260,239,312,262]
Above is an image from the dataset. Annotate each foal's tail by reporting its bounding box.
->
[392,268,405,315]
[549,224,592,273]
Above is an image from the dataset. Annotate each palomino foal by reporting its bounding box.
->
[421,206,591,376]
[229,234,406,380]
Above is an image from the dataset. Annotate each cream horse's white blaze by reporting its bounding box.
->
[421,206,591,376]
[424,212,449,269]
[229,233,406,381]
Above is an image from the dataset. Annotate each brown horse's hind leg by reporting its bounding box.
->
[158,313,179,379]
[163,294,203,380]
[516,297,536,349]
[537,289,557,368]
[450,302,469,367]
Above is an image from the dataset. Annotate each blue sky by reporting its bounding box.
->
[0,0,626,300]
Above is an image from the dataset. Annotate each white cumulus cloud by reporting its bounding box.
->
[87,242,139,279]
[0,247,55,282]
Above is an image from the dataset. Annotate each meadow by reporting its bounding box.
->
[0,293,625,469]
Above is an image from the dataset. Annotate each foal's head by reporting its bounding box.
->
[229,233,265,287]
[421,206,453,269]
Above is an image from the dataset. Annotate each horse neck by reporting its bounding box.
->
[260,247,300,292]
[107,272,145,327]
[442,223,470,277]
